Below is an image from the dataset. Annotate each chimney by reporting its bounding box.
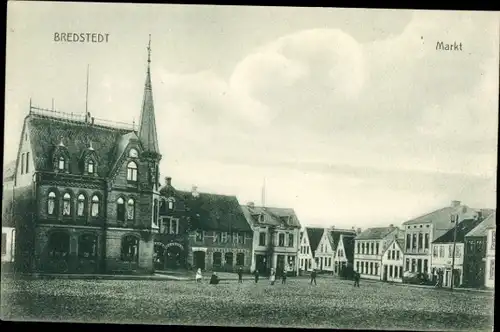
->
[356,227,362,234]
[389,224,394,228]
[247,201,255,208]
[165,177,172,186]
[451,200,461,208]
[192,185,199,198]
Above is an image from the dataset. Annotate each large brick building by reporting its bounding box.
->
[4,38,162,274]
[157,178,254,272]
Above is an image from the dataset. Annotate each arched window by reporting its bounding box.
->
[91,195,100,217]
[88,160,95,174]
[213,252,222,267]
[236,253,245,266]
[58,156,66,170]
[121,235,139,262]
[77,194,86,217]
[127,161,138,182]
[48,232,70,258]
[48,191,57,215]
[117,197,125,221]
[62,193,71,216]
[78,234,98,258]
[127,199,135,221]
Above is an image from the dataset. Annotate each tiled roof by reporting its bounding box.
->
[466,212,496,238]
[433,218,483,244]
[167,190,252,232]
[2,186,34,228]
[343,235,355,262]
[355,226,398,240]
[328,230,357,251]
[240,205,301,228]
[3,160,16,182]
[403,206,459,226]
[306,227,324,253]
[27,114,132,177]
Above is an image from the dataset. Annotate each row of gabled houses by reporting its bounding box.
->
[297,201,495,289]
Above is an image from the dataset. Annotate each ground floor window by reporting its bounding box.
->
[121,235,139,262]
[405,258,410,271]
[1,233,6,255]
[78,234,97,258]
[213,252,222,266]
[490,260,495,279]
[225,252,234,266]
[356,261,359,272]
[236,253,244,266]
[48,231,70,258]
[389,265,393,277]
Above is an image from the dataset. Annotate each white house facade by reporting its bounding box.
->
[381,239,404,283]
[315,229,334,272]
[485,227,495,288]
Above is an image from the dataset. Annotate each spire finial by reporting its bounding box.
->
[147,34,151,64]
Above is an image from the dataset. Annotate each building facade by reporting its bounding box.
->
[333,233,356,278]
[157,179,254,273]
[315,228,334,272]
[485,224,495,288]
[298,227,314,273]
[381,239,404,283]
[5,39,163,274]
[402,201,479,279]
[242,203,301,276]
[354,226,401,280]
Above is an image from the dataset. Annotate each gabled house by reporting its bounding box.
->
[157,180,253,273]
[402,200,485,280]
[463,211,496,288]
[298,227,313,273]
[301,227,324,271]
[354,225,402,280]
[4,38,163,275]
[241,202,301,275]
[315,228,334,273]
[431,216,484,288]
[381,238,405,283]
[333,233,356,278]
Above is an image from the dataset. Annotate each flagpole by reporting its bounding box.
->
[85,64,90,120]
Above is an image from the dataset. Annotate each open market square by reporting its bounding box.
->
[1,275,494,330]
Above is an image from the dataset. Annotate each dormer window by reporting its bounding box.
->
[88,160,95,174]
[167,197,175,210]
[127,161,138,182]
[58,156,66,170]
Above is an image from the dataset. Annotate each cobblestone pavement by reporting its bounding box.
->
[1,276,494,330]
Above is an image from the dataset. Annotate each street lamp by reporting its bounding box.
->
[450,213,459,291]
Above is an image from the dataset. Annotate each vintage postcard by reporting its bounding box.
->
[2,1,498,330]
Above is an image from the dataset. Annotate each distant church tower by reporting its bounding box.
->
[138,35,162,230]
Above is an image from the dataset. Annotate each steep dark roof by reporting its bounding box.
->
[27,114,132,177]
[342,235,355,262]
[165,190,251,232]
[396,238,405,249]
[329,230,357,251]
[240,205,301,228]
[355,226,398,240]
[466,212,496,238]
[306,227,324,253]
[3,160,16,182]
[2,186,35,228]
[433,218,483,244]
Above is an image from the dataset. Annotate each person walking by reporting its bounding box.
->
[237,266,243,284]
[270,268,276,285]
[310,268,317,285]
[195,268,203,283]
[253,269,260,283]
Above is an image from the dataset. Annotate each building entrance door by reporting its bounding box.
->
[383,265,388,281]
[193,251,206,271]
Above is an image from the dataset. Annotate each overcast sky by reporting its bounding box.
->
[5,3,499,229]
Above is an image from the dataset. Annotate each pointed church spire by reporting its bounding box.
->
[138,34,160,155]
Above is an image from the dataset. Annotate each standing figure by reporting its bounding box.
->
[210,272,220,285]
[310,268,317,285]
[195,268,203,283]
[254,269,260,283]
[281,268,287,284]
[354,271,360,287]
[237,266,243,284]
[270,268,276,285]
